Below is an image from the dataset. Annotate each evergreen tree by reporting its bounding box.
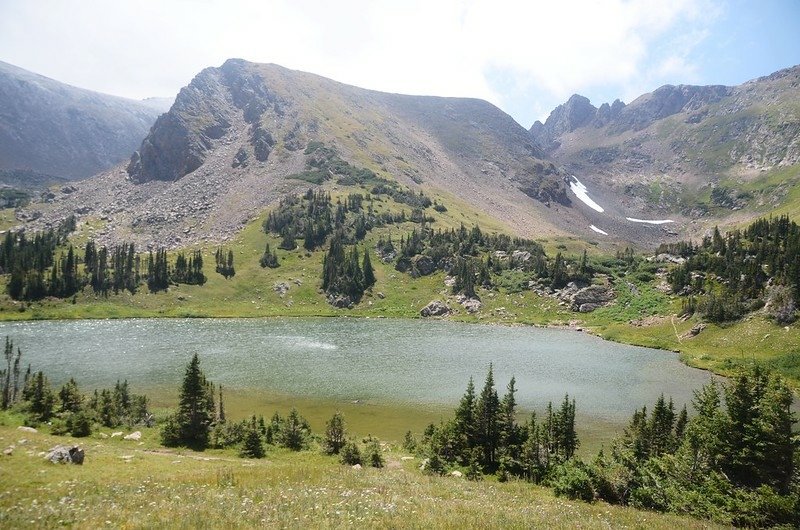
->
[475,364,500,469]
[240,416,265,458]
[324,411,347,455]
[362,248,376,288]
[259,243,280,268]
[454,376,477,457]
[58,378,83,413]
[162,354,214,450]
[280,408,310,450]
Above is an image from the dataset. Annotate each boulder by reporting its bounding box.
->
[17,426,37,433]
[45,445,84,465]
[682,323,706,339]
[3,446,13,456]
[123,431,142,441]
[411,255,436,277]
[273,282,290,297]
[450,470,463,477]
[461,298,483,313]
[420,300,450,317]
[511,250,532,262]
[570,285,614,311]
[351,464,362,470]
[111,431,123,438]
[327,294,353,309]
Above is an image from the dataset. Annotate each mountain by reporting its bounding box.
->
[15,61,800,248]
[0,60,165,184]
[22,59,585,248]
[530,66,800,227]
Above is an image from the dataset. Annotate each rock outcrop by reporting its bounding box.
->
[420,300,450,317]
[45,445,85,465]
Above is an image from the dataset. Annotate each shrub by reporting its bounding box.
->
[340,441,362,466]
[69,411,92,437]
[365,439,384,468]
[550,460,596,502]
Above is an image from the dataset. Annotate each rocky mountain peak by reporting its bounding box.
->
[529,94,597,151]
[609,84,732,133]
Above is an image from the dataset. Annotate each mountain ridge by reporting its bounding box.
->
[0,60,166,183]
[529,65,800,229]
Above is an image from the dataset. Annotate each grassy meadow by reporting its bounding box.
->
[0,414,724,529]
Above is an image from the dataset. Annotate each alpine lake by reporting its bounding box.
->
[2,317,716,452]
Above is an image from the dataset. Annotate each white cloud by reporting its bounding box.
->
[0,0,720,126]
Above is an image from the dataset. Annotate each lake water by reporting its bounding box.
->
[0,318,714,423]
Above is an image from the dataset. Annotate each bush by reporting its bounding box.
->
[69,411,92,437]
[340,441,362,466]
[424,453,446,476]
[550,460,596,502]
[239,426,265,459]
[365,439,384,468]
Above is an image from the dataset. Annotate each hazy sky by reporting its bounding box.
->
[1,0,798,127]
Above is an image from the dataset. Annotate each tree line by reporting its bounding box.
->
[0,337,150,437]
[662,215,799,323]
[4,229,212,300]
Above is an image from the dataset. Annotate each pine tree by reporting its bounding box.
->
[58,378,83,413]
[280,408,309,450]
[162,354,214,449]
[499,376,522,460]
[454,376,477,457]
[362,248,376,289]
[240,416,265,458]
[324,411,346,455]
[475,364,500,469]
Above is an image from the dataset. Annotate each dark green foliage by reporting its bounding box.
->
[340,440,362,465]
[1,337,22,410]
[664,215,800,322]
[424,452,446,476]
[172,251,206,285]
[68,410,92,437]
[420,366,580,482]
[215,248,235,279]
[475,364,501,469]
[22,370,55,423]
[161,354,215,450]
[551,460,596,502]
[581,366,799,527]
[364,439,385,468]
[58,378,83,413]
[550,252,568,289]
[322,233,373,303]
[362,249,376,289]
[324,411,346,455]
[279,408,310,451]
[259,243,280,268]
[239,416,266,458]
[402,430,416,453]
[1,217,76,300]
[147,248,170,292]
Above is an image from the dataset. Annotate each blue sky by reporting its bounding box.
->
[0,0,798,127]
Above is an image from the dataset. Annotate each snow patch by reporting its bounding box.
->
[626,218,674,225]
[569,176,604,213]
[589,225,609,235]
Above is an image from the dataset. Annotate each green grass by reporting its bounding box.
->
[0,418,723,529]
